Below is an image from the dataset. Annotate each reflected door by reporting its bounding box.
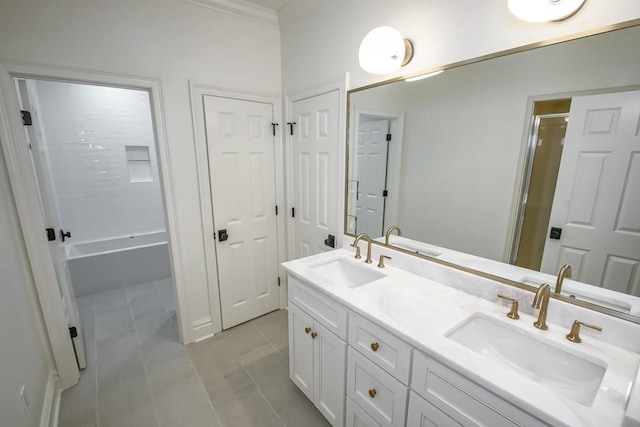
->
[542,90,640,295]
[291,90,339,258]
[355,119,389,236]
[204,95,279,328]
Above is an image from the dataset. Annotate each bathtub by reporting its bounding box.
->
[66,231,171,297]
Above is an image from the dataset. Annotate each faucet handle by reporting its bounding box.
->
[566,320,602,343]
[497,294,520,320]
[377,255,391,268]
[352,245,361,259]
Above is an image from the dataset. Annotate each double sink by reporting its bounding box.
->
[307,256,609,407]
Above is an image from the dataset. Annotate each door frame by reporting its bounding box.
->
[284,76,348,262]
[0,62,188,388]
[189,82,286,332]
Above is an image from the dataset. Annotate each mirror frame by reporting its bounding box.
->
[344,19,640,325]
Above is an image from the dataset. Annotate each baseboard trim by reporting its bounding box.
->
[192,317,216,343]
[40,371,61,427]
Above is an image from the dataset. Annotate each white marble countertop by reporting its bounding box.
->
[282,248,640,427]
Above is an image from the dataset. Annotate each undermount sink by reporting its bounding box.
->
[446,314,607,406]
[309,257,386,288]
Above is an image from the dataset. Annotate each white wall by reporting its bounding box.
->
[0,144,54,427]
[33,80,166,243]
[0,0,281,341]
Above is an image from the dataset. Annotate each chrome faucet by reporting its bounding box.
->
[384,226,402,245]
[554,264,572,294]
[352,233,373,264]
[531,283,551,330]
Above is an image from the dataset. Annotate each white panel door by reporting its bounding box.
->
[204,95,279,328]
[18,79,86,369]
[356,119,389,236]
[291,90,340,258]
[541,90,640,295]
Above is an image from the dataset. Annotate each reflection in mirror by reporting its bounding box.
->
[346,25,640,318]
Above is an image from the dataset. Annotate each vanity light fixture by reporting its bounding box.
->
[359,26,414,74]
[508,0,587,23]
[405,70,444,83]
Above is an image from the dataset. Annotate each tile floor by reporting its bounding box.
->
[58,279,328,427]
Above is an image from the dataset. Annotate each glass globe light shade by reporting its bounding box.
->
[508,0,586,23]
[359,26,413,75]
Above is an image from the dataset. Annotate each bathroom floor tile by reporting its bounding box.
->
[211,383,283,427]
[62,297,327,427]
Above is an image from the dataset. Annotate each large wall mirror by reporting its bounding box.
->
[345,24,640,322]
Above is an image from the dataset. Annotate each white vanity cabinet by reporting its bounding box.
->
[410,351,546,427]
[288,276,347,426]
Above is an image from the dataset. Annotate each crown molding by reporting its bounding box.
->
[183,0,279,28]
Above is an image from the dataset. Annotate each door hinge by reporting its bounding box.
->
[278,277,281,287]
[382,190,388,197]
[386,133,392,142]
[275,205,278,216]
[292,207,295,218]
[69,326,78,338]
[21,110,33,126]
[271,122,279,136]
[287,122,296,136]
[45,228,56,242]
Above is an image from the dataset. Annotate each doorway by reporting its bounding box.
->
[514,99,571,270]
[15,78,178,371]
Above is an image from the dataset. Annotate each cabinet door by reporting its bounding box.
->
[289,303,315,400]
[314,320,347,426]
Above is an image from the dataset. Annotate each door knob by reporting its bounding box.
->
[59,229,71,242]
[217,229,229,242]
[305,327,311,334]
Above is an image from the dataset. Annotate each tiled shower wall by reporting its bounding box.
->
[31,80,166,243]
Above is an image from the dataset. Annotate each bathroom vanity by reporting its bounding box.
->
[282,248,640,427]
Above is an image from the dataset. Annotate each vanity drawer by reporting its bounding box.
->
[407,391,465,427]
[348,312,412,384]
[347,347,408,427]
[346,397,381,427]
[288,274,347,339]
[411,351,545,427]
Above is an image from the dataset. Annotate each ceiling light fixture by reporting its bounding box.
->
[405,70,444,83]
[508,0,587,23]
[359,26,414,75]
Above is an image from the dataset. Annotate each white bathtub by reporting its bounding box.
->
[66,231,171,297]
